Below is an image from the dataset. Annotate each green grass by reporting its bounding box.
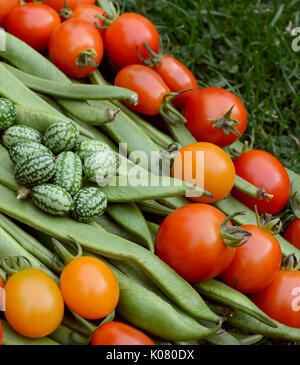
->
[116,0,300,173]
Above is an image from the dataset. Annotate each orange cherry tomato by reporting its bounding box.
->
[60,256,119,320]
[184,87,247,147]
[115,65,170,116]
[172,142,236,203]
[153,55,199,109]
[156,204,236,283]
[105,13,160,70]
[221,225,282,294]
[0,0,19,28]
[49,18,103,78]
[232,150,291,215]
[284,218,300,250]
[91,322,155,345]
[43,0,95,12]
[251,271,300,328]
[71,4,106,39]
[4,269,64,338]
[6,3,61,51]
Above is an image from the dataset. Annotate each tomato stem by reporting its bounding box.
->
[75,49,99,69]
[136,42,163,67]
[0,256,31,276]
[220,211,252,247]
[96,0,120,24]
[160,91,190,125]
[51,237,82,265]
[59,1,73,19]
[208,105,241,137]
[281,254,300,271]
[254,205,283,235]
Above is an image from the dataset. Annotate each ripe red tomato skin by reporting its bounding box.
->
[115,65,170,116]
[0,0,19,28]
[232,150,291,215]
[184,87,247,147]
[71,4,106,39]
[251,271,300,328]
[155,204,236,283]
[153,55,198,109]
[43,0,95,12]
[6,3,61,51]
[221,225,282,294]
[105,13,160,70]
[91,322,156,345]
[284,218,300,250]
[49,18,103,78]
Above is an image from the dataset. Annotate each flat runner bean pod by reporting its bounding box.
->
[210,303,300,341]
[0,183,219,322]
[137,200,174,216]
[228,332,264,345]
[2,63,138,105]
[106,203,154,252]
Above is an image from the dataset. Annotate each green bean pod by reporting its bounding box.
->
[48,324,87,345]
[106,203,154,252]
[2,63,138,105]
[1,321,59,345]
[210,303,300,342]
[0,183,219,322]
[228,332,264,345]
[137,200,174,216]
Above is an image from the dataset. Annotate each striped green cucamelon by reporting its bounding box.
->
[83,150,118,184]
[53,151,82,196]
[72,187,107,223]
[0,98,16,131]
[14,153,56,186]
[42,121,79,154]
[2,124,42,149]
[31,184,73,216]
[74,139,111,160]
[9,140,53,164]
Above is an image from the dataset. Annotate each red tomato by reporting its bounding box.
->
[0,275,4,288]
[91,322,155,345]
[0,0,19,27]
[172,142,236,204]
[49,18,103,78]
[6,3,60,51]
[4,269,64,338]
[184,87,247,147]
[105,13,160,70]
[284,218,300,250]
[251,271,300,328]
[232,150,291,215]
[156,204,236,283]
[60,256,119,320]
[115,65,170,116]
[71,4,106,38]
[221,225,282,294]
[0,321,2,345]
[152,55,198,110]
[43,0,95,12]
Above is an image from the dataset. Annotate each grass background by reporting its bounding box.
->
[116,0,300,173]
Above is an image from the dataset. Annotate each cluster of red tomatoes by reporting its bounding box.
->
[0,256,155,345]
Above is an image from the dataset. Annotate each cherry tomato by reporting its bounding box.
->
[6,3,60,51]
[232,150,291,215]
[156,204,236,283]
[71,4,106,38]
[60,256,119,320]
[184,87,247,147]
[251,271,300,328]
[221,225,282,294]
[49,18,103,78]
[152,55,199,110]
[172,142,236,204]
[0,0,19,28]
[0,275,4,288]
[4,268,64,338]
[284,218,300,250]
[105,13,160,70]
[91,321,155,345]
[115,65,170,116]
[43,0,95,12]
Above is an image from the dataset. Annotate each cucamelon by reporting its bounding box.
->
[2,125,42,149]
[72,187,107,223]
[42,121,79,154]
[9,140,53,164]
[83,150,118,185]
[74,139,111,160]
[31,184,73,216]
[53,151,83,196]
[0,98,16,131]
